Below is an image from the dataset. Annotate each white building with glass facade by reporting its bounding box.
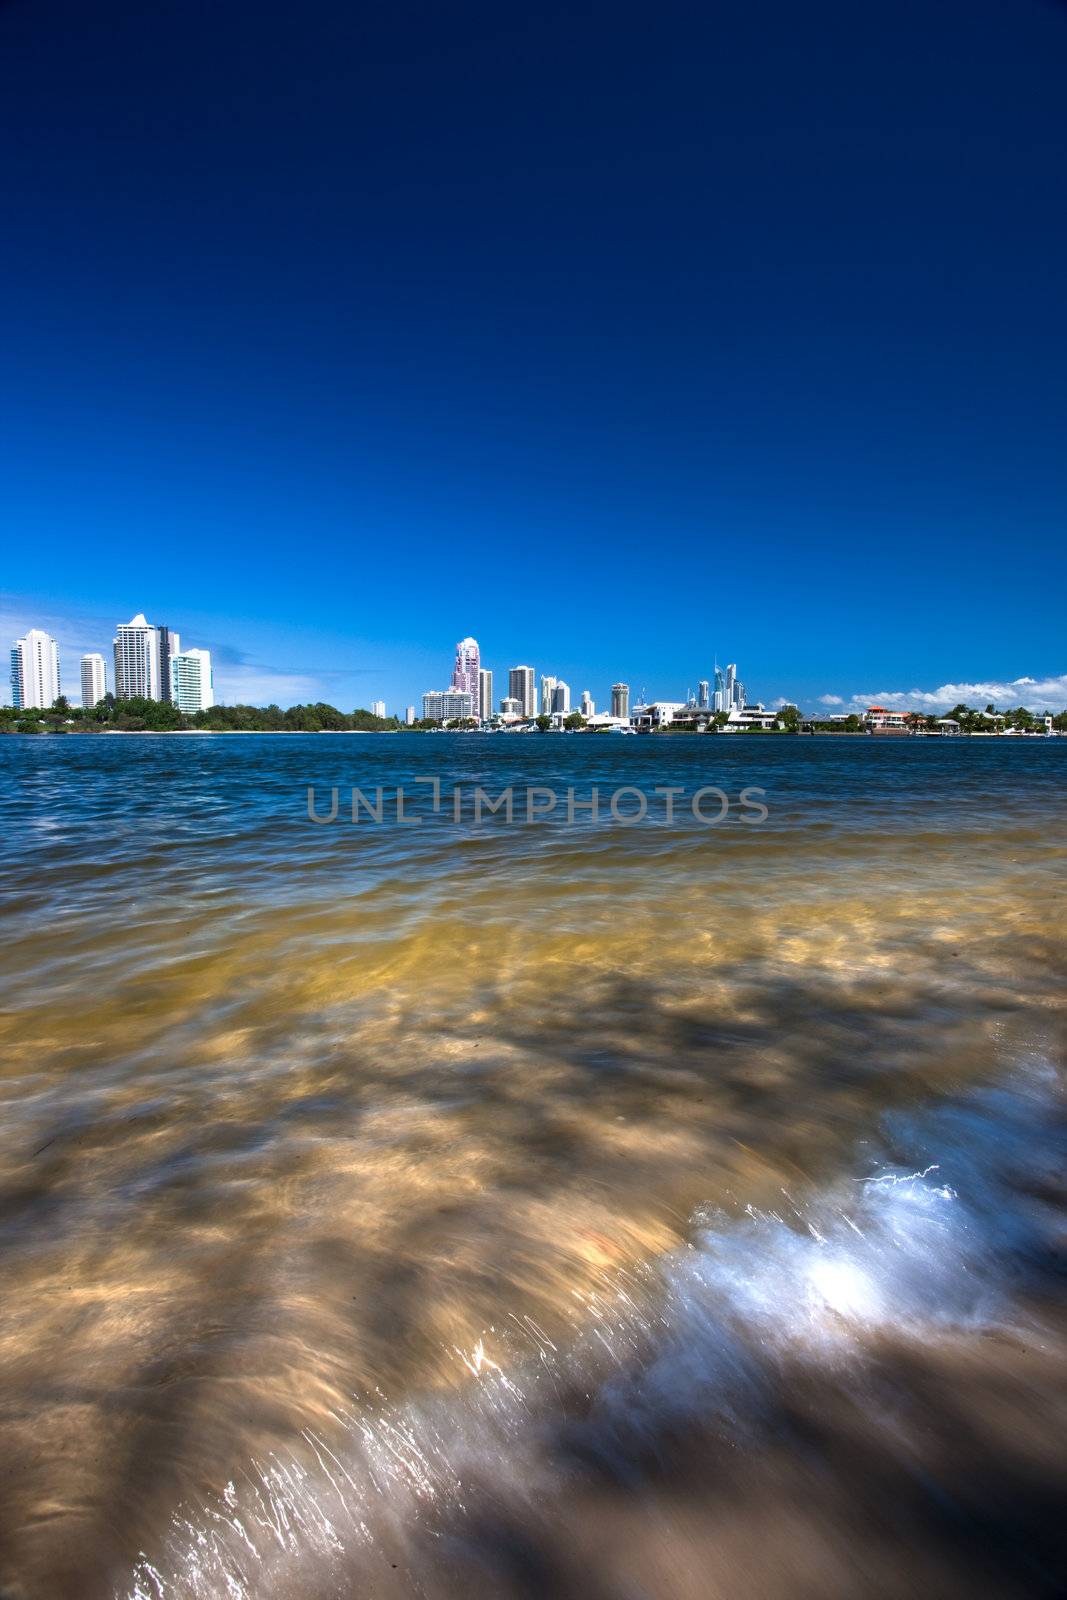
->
[10,629,61,710]
[113,614,161,700]
[169,648,214,713]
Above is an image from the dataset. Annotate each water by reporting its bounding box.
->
[0,734,1064,1599]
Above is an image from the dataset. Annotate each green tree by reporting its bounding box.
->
[563,710,586,729]
[307,701,347,730]
[945,702,983,733]
[110,695,186,730]
[350,707,398,731]
[535,713,552,732]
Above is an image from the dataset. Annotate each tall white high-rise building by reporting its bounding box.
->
[580,690,594,717]
[478,668,493,721]
[451,637,480,701]
[509,665,536,718]
[169,648,214,713]
[372,699,387,719]
[113,614,161,700]
[80,653,107,707]
[552,680,571,714]
[540,674,557,714]
[698,680,710,709]
[405,705,415,726]
[611,683,629,719]
[10,629,60,710]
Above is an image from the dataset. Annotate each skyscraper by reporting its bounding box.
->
[10,629,60,710]
[169,648,214,713]
[113,614,161,700]
[712,662,746,712]
[552,680,570,714]
[158,626,181,701]
[405,706,415,726]
[371,699,386,719]
[698,679,710,709]
[451,637,480,701]
[611,682,629,719]
[509,665,536,718]
[580,690,594,717]
[478,669,493,721]
[540,674,557,714]
[80,653,107,707]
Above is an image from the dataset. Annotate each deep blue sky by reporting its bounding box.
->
[2,0,1066,711]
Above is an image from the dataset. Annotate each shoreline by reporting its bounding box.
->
[2,727,1063,740]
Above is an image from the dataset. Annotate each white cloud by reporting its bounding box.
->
[213,665,324,706]
[840,673,1067,713]
[818,693,844,705]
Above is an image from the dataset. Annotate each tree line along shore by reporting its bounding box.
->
[2,698,616,734]
[2,697,1064,736]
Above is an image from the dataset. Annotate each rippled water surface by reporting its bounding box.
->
[1,734,1064,1599]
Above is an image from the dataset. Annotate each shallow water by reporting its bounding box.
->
[0,734,1064,1598]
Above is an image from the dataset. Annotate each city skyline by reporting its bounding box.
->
[4,602,1067,719]
[8,611,215,714]
[3,615,811,722]
[8,613,1061,733]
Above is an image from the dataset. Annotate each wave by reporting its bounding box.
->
[124,1060,1065,1600]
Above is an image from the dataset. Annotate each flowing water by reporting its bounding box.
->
[0,734,1064,1599]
